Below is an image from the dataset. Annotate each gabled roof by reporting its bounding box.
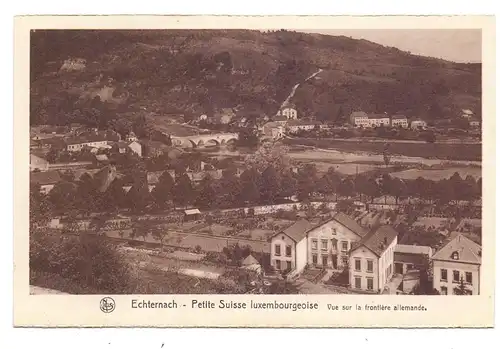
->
[462,109,473,114]
[331,212,368,238]
[391,114,407,120]
[30,171,61,185]
[95,154,109,162]
[395,244,432,256]
[242,254,260,266]
[432,234,481,264]
[367,114,390,120]
[351,225,398,257]
[275,219,314,243]
[350,111,368,118]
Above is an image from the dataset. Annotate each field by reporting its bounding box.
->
[391,167,482,181]
[284,138,482,162]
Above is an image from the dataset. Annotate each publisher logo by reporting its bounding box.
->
[100,297,116,313]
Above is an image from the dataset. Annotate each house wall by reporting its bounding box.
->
[378,237,397,291]
[281,108,297,119]
[295,238,308,274]
[432,260,480,295]
[30,156,49,172]
[307,219,362,270]
[40,184,55,195]
[270,233,298,273]
[128,141,142,157]
[349,247,379,292]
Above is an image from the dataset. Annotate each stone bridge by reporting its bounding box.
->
[171,133,239,148]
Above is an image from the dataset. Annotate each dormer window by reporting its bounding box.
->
[451,251,459,260]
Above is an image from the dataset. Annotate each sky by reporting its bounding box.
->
[302,29,482,63]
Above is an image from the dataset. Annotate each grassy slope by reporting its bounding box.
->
[30,30,481,124]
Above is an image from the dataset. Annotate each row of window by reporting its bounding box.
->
[354,258,374,273]
[275,259,292,271]
[440,269,473,284]
[354,276,374,291]
[311,238,349,252]
[274,244,292,257]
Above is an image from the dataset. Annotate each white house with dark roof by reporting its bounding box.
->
[349,225,399,293]
[461,109,474,119]
[30,154,49,172]
[391,114,408,128]
[432,234,481,295]
[307,212,368,270]
[270,219,313,275]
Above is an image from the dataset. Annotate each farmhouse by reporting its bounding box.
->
[270,219,314,275]
[469,119,481,128]
[366,114,391,127]
[30,154,49,172]
[391,115,408,128]
[461,109,474,119]
[276,106,298,120]
[65,134,110,152]
[349,225,398,293]
[432,234,481,295]
[261,121,285,140]
[286,120,321,133]
[410,119,427,130]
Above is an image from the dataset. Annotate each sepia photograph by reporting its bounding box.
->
[28,27,484,297]
[14,15,495,328]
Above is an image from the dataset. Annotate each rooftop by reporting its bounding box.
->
[278,219,315,243]
[241,254,260,266]
[391,114,408,120]
[287,120,321,126]
[367,114,390,120]
[395,244,433,256]
[352,225,398,257]
[30,171,61,185]
[331,212,368,238]
[432,234,481,265]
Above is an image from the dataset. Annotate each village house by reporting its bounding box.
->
[30,154,49,172]
[125,131,138,143]
[431,234,481,295]
[286,120,321,134]
[30,170,62,194]
[391,114,409,128]
[366,114,391,128]
[65,134,110,152]
[276,106,298,120]
[261,121,285,140]
[461,109,474,119]
[469,118,481,128]
[394,244,433,276]
[350,111,369,127]
[270,219,313,275]
[410,119,428,130]
[307,212,369,271]
[349,225,398,293]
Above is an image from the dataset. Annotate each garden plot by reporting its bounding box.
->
[391,167,482,181]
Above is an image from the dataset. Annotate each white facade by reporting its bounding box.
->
[432,260,480,295]
[67,140,108,151]
[391,117,408,128]
[307,220,363,270]
[278,107,298,120]
[410,120,427,130]
[270,232,307,274]
[128,141,143,157]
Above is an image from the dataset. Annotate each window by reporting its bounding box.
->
[366,260,374,273]
[355,277,361,289]
[341,241,348,252]
[275,260,281,270]
[332,228,337,235]
[321,239,328,251]
[453,270,460,283]
[341,256,348,266]
[367,277,374,291]
[274,244,281,256]
[312,255,318,265]
[440,269,448,281]
[466,272,473,284]
[407,264,414,270]
[285,245,292,257]
[451,251,459,260]
[312,239,318,250]
[354,259,361,271]
[286,261,292,271]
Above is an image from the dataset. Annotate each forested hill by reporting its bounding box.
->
[30,29,481,126]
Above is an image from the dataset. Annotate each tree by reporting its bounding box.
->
[279,170,298,199]
[215,170,241,208]
[389,178,408,204]
[151,171,174,208]
[237,128,259,148]
[151,226,170,252]
[48,181,78,213]
[245,142,291,173]
[30,183,52,230]
[126,177,152,213]
[173,173,194,208]
[296,164,318,201]
[337,178,355,198]
[259,166,281,204]
[361,177,381,203]
[454,276,470,295]
[101,179,128,210]
[195,175,216,209]
[239,168,261,205]
[318,167,342,199]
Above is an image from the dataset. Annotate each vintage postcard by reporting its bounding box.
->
[14,15,495,327]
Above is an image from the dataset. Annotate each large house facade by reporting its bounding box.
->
[349,225,398,293]
[307,212,368,270]
[432,234,481,295]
